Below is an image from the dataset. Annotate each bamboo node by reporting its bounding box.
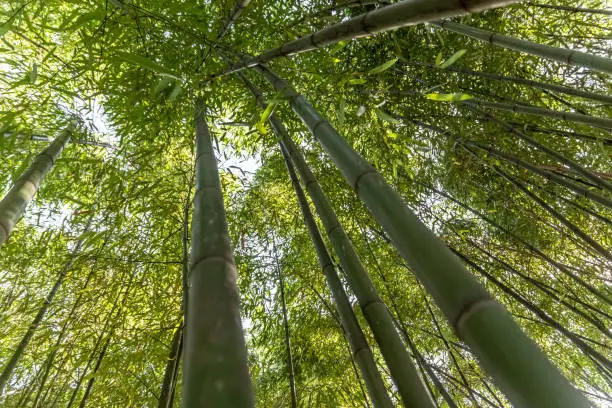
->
[454,298,499,336]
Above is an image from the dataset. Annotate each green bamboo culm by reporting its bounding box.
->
[237,71,435,408]
[0,123,74,245]
[208,0,518,79]
[254,63,592,408]
[183,99,254,408]
[461,99,612,129]
[217,0,251,41]
[435,20,612,74]
[279,142,394,408]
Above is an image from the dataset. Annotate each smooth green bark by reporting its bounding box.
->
[182,99,254,408]
[0,124,73,245]
[209,0,518,78]
[255,64,592,408]
[280,142,394,408]
[436,20,612,74]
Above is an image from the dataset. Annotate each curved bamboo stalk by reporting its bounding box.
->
[435,21,612,74]
[285,0,387,30]
[462,99,612,129]
[280,142,394,408]
[0,123,73,245]
[183,99,254,407]
[238,72,434,407]
[255,63,592,408]
[410,61,612,104]
[208,0,518,79]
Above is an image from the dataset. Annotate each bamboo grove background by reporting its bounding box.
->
[0,0,610,406]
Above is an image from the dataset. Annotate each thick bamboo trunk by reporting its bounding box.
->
[255,64,592,408]
[183,99,254,408]
[462,99,612,129]
[436,21,612,74]
[280,142,394,408]
[238,71,432,407]
[208,0,518,79]
[0,124,73,245]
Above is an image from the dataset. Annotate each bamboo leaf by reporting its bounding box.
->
[424,92,473,102]
[368,58,398,75]
[374,108,401,125]
[348,78,367,85]
[438,49,467,68]
[114,52,181,79]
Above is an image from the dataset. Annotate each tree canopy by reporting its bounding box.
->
[0,0,610,407]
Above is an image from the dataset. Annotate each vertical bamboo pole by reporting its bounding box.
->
[182,98,254,407]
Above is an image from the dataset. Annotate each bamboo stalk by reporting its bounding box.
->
[158,325,183,408]
[208,0,518,79]
[272,239,298,408]
[0,216,92,396]
[280,142,394,408]
[217,0,251,41]
[527,3,612,16]
[435,21,612,74]
[255,64,592,408]
[0,123,73,245]
[462,144,612,261]
[183,99,254,408]
[410,61,612,104]
[237,71,434,407]
[462,99,612,129]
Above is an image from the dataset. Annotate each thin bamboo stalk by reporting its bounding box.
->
[217,0,251,41]
[410,61,612,104]
[272,239,298,408]
[462,99,612,129]
[462,144,612,261]
[280,142,394,408]
[208,0,518,79]
[255,64,592,408]
[0,216,92,395]
[416,179,612,320]
[435,21,612,74]
[467,107,612,193]
[0,123,73,245]
[237,71,434,407]
[527,3,612,16]
[158,325,183,408]
[183,99,254,407]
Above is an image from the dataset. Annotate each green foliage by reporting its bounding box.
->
[0,0,610,407]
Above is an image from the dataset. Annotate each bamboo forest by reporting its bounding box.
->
[0,0,611,406]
